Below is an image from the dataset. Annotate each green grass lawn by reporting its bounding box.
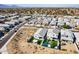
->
[50,40,58,48]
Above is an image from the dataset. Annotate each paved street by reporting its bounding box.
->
[0,21,27,49]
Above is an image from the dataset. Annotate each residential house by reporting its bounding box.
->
[50,20,57,26]
[47,29,58,40]
[61,29,74,42]
[0,24,10,28]
[33,28,47,39]
[5,22,15,28]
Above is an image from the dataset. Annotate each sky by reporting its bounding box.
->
[15,4,79,7]
[11,4,79,8]
[0,4,79,8]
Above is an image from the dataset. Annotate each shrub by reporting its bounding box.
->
[63,23,71,29]
[37,40,42,45]
[73,51,78,54]
[28,36,34,42]
[61,49,67,51]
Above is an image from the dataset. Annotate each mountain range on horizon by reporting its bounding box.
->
[0,4,79,8]
[0,4,19,8]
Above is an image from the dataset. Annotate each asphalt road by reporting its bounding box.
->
[0,21,27,49]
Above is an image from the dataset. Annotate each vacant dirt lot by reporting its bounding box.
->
[61,41,78,54]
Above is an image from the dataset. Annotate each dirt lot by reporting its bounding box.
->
[61,41,78,54]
